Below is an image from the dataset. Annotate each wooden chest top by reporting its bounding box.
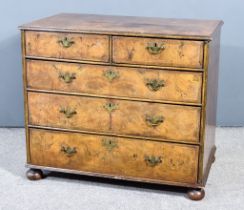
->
[19,13,223,40]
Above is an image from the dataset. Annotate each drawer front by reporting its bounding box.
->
[25,31,109,62]
[29,129,199,184]
[28,92,201,143]
[27,60,202,104]
[113,36,203,68]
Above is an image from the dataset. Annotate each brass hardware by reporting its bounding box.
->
[59,72,76,83]
[103,102,118,113]
[61,145,77,156]
[145,79,165,91]
[144,155,162,167]
[59,107,77,118]
[57,37,75,48]
[102,138,118,151]
[103,69,119,82]
[146,42,165,54]
[145,115,164,127]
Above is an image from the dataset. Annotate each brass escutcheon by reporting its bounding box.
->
[103,102,118,113]
[101,138,118,151]
[103,69,119,82]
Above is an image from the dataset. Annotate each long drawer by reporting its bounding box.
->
[25,31,110,62]
[28,92,201,143]
[113,36,204,69]
[27,60,203,104]
[29,128,199,184]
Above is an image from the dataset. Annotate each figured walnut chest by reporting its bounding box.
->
[20,13,223,200]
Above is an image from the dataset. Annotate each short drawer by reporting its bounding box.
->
[28,92,201,143]
[27,60,203,104]
[29,129,199,184]
[25,31,109,62]
[113,36,203,69]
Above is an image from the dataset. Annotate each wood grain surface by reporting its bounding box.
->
[202,27,222,184]
[27,60,203,104]
[29,128,199,184]
[113,36,203,68]
[20,13,223,40]
[28,92,201,143]
[25,31,109,62]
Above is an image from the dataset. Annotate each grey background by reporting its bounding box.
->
[0,0,243,127]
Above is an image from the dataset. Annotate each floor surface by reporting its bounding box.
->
[0,128,243,210]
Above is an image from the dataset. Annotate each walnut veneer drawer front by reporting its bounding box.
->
[113,36,204,68]
[28,92,201,143]
[29,129,199,184]
[27,60,203,104]
[25,31,109,62]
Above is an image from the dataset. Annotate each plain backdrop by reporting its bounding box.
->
[0,0,243,127]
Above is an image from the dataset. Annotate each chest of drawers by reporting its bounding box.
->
[20,13,223,200]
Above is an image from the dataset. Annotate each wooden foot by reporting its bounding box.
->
[26,169,43,181]
[212,155,216,163]
[187,188,205,201]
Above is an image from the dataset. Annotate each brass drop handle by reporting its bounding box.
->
[103,102,118,113]
[145,115,164,127]
[59,107,77,118]
[61,145,77,156]
[59,72,76,83]
[145,79,165,91]
[146,42,165,54]
[144,155,162,167]
[103,69,119,82]
[57,37,75,48]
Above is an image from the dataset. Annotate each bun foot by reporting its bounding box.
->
[26,169,43,180]
[187,188,205,201]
